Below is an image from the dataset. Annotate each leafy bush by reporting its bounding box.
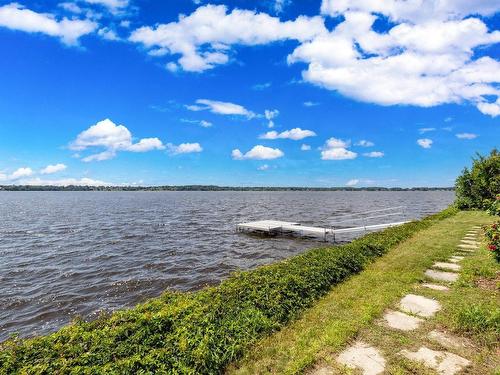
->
[484,221,500,263]
[487,194,500,216]
[0,207,458,374]
[455,149,500,210]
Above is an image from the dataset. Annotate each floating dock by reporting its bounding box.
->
[236,220,409,241]
[237,206,410,241]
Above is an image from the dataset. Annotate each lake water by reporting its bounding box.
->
[0,190,454,341]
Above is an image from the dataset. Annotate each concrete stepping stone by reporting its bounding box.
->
[463,236,477,241]
[399,294,441,318]
[422,283,449,291]
[382,310,424,331]
[432,262,461,271]
[457,244,478,250]
[461,237,479,241]
[455,248,475,253]
[450,255,464,261]
[337,341,386,375]
[425,269,459,283]
[460,240,479,246]
[400,346,470,375]
[429,330,471,350]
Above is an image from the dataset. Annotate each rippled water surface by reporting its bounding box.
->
[0,191,454,341]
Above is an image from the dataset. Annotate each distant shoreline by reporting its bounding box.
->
[0,185,454,192]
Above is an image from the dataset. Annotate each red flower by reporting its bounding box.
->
[488,244,497,251]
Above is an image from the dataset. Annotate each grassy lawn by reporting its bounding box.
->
[227,210,497,374]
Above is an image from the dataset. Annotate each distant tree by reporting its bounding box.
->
[455,149,500,209]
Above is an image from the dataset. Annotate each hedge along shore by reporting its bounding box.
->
[228,210,496,375]
[0,207,460,374]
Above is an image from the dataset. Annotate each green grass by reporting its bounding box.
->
[439,245,500,350]
[0,208,458,374]
[228,210,495,375]
[352,221,500,375]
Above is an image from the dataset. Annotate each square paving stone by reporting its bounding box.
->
[432,262,461,271]
[399,294,441,318]
[422,283,449,291]
[383,310,424,331]
[425,269,459,283]
[400,346,470,375]
[337,341,386,375]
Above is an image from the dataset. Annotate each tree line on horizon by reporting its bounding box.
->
[0,185,454,192]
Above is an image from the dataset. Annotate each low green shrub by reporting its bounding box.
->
[0,207,458,374]
[455,149,500,210]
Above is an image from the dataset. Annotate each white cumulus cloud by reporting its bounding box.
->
[40,163,67,174]
[321,137,357,160]
[9,167,33,180]
[127,138,166,152]
[129,4,326,72]
[0,3,97,45]
[288,1,500,116]
[301,144,311,151]
[232,145,284,160]
[260,128,316,141]
[70,119,165,162]
[417,138,433,148]
[321,147,357,160]
[167,142,203,154]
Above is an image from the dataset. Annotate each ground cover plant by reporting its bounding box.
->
[0,208,458,374]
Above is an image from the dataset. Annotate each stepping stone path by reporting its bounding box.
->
[337,341,386,375]
[425,269,459,282]
[433,262,461,271]
[332,227,481,374]
[383,310,424,331]
[400,347,470,375]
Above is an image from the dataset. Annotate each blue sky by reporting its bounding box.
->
[0,0,498,187]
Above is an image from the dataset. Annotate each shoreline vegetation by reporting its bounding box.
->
[0,207,459,373]
[0,185,454,192]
